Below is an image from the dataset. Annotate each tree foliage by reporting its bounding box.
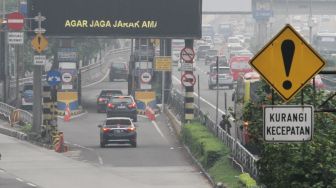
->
[243,80,336,187]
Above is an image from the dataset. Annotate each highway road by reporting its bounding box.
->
[58,54,211,188]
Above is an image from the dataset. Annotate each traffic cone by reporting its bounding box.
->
[147,107,155,121]
[64,104,71,122]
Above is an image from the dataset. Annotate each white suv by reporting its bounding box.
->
[208,66,234,90]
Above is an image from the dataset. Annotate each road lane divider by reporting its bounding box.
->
[151,120,168,143]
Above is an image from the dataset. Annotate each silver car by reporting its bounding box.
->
[208,66,234,90]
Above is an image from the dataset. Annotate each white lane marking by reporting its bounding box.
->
[16,178,23,182]
[82,69,110,88]
[27,183,37,187]
[172,75,225,115]
[0,169,5,173]
[151,121,168,142]
[98,156,104,165]
[73,144,94,152]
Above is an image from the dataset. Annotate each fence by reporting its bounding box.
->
[167,88,259,179]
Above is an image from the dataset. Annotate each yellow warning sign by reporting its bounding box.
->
[155,56,172,71]
[250,24,325,101]
[31,33,48,53]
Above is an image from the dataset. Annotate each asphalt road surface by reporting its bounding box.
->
[0,169,38,188]
[58,55,211,188]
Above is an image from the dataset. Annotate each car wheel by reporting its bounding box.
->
[130,141,137,148]
[100,141,105,148]
[133,115,138,122]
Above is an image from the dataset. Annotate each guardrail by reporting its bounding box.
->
[0,47,131,126]
[167,88,259,179]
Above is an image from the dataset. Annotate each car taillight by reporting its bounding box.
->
[98,98,104,102]
[107,103,114,108]
[128,103,136,108]
[127,127,136,132]
[103,128,110,133]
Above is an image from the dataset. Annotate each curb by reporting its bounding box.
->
[163,107,216,187]
[0,124,54,150]
[184,143,216,187]
[164,106,182,137]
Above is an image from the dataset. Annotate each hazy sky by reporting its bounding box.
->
[203,0,251,12]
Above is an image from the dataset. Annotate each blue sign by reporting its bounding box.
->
[252,0,273,21]
[47,70,61,86]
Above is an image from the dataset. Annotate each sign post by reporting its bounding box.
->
[7,12,25,108]
[32,13,48,135]
[264,105,313,142]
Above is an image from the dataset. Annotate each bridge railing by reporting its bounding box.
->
[167,88,259,179]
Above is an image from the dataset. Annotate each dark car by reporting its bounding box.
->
[109,62,129,81]
[98,117,137,148]
[97,90,123,112]
[205,49,219,65]
[21,83,33,110]
[106,96,137,122]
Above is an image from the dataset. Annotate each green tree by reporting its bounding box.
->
[243,81,336,187]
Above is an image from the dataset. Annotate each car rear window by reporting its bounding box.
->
[211,67,230,74]
[105,119,132,128]
[208,50,218,56]
[101,90,122,97]
[111,97,133,104]
[112,63,126,69]
[23,85,33,91]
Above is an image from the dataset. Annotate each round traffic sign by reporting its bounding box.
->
[62,72,72,83]
[180,47,195,63]
[7,12,25,31]
[181,73,196,87]
[140,72,152,83]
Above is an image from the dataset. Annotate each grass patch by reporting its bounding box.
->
[182,122,241,187]
[19,123,32,134]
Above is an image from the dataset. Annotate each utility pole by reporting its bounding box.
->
[215,56,219,127]
[32,13,45,134]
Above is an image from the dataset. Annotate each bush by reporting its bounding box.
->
[238,173,257,188]
[182,122,241,187]
[20,123,32,134]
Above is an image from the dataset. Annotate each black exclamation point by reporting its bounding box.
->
[37,36,41,50]
[281,39,295,90]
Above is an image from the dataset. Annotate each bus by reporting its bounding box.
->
[313,32,336,54]
[233,72,261,145]
[202,25,215,39]
[229,56,253,81]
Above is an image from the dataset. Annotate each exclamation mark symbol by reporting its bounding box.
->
[281,39,295,90]
[37,36,41,51]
